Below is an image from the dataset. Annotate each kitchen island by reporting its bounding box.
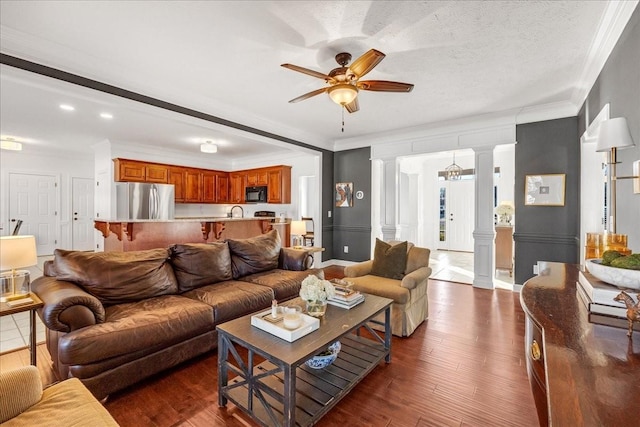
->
[94,217,290,252]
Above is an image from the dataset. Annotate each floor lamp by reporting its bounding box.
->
[0,235,38,302]
[596,117,637,253]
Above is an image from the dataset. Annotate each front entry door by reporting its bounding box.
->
[438,180,475,252]
[9,173,58,255]
[72,177,95,251]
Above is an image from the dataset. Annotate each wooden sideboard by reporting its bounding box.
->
[495,226,513,276]
[520,262,639,426]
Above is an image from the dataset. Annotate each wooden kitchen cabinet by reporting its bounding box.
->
[168,167,186,202]
[184,169,203,203]
[201,170,216,203]
[246,170,268,186]
[495,226,513,276]
[114,159,168,183]
[215,172,230,203]
[229,173,245,204]
[266,166,291,204]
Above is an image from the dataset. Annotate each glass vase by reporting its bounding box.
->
[306,300,327,318]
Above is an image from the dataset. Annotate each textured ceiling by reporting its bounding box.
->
[0,1,632,159]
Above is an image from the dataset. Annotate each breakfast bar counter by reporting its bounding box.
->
[94,217,290,251]
[520,262,640,427]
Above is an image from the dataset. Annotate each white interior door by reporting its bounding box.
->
[9,173,57,255]
[72,177,95,251]
[439,180,475,252]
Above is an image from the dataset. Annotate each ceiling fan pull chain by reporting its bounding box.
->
[341,107,345,133]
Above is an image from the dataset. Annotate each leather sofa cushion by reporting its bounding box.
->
[241,269,324,300]
[52,248,178,305]
[170,242,232,292]
[182,280,274,324]
[228,229,281,279]
[58,295,213,365]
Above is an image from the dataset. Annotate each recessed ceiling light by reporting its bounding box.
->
[1,137,22,151]
[59,104,75,111]
[100,112,113,119]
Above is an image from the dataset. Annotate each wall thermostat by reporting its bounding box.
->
[355,190,364,200]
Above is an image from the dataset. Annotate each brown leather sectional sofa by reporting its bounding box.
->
[32,230,321,399]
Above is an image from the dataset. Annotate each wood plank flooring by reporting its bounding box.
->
[0,266,538,426]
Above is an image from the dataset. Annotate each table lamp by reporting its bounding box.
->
[0,235,37,302]
[290,220,307,248]
[596,117,637,255]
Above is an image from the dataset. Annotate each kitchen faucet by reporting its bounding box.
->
[229,205,244,218]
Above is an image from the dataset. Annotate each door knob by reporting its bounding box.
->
[10,218,16,222]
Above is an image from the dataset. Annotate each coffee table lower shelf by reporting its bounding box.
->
[223,334,387,427]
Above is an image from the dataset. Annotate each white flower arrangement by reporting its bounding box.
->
[300,275,335,302]
[496,202,515,215]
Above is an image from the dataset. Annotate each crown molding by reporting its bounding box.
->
[515,101,578,125]
[570,0,639,108]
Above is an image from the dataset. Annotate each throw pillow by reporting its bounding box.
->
[170,242,232,292]
[53,248,178,305]
[370,239,408,280]
[227,229,281,279]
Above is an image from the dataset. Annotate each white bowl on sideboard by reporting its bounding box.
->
[585,259,640,290]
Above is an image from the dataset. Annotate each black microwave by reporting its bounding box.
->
[245,186,267,203]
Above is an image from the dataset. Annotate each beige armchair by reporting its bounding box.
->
[343,241,431,337]
[0,366,118,426]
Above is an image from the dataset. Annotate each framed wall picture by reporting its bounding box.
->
[335,182,354,207]
[525,174,566,206]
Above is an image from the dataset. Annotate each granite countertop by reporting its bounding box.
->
[95,217,283,223]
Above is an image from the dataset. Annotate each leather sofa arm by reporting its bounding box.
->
[401,266,432,290]
[278,248,311,271]
[344,260,374,278]
[32,276,105,333]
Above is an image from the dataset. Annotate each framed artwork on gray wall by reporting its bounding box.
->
[525,174,565,206]
[335,182,353,207]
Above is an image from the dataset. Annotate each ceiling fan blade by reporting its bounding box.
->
[357,80,414,92]
[288,87,328,103]
[345,97,359,114]
[348,49,386,78]
[281,63,336,83]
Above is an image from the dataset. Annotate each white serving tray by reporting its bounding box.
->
[251,309,319,342]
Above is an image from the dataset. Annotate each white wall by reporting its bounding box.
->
[0,148,94,249]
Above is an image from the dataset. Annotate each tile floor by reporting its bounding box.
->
[429,249,514,290]
[0,257,50,354]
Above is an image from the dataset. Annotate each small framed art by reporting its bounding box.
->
[525,174,565,206]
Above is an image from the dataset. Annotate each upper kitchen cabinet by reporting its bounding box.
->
[266,166,291,204]
[229,172,245,204]
[114,158,168,183]
[184,169,203,203]
[168,167,186,202]
[215,172,231,203]
[246,169,268,186]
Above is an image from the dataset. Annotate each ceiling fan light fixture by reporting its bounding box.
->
[1,138,22,151]
[328,83,358,106]
[200,141,217,153]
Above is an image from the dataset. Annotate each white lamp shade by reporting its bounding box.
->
[596,117,635,152]
[0,235,37,270]
[290,220,307,236]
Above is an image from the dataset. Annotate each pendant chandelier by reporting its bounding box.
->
[445,152,463,181]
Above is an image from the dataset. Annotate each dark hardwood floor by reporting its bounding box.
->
[1,266,538,426]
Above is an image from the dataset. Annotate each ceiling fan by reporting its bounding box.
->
[281,49,414,113]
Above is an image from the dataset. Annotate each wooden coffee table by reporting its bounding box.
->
[217,293,393,427]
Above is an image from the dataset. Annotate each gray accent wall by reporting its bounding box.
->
[332,147,372,261]
[578,6,639,249]
[514,117,580,285]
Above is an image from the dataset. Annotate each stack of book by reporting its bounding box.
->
[576,269,639,331]
[327,283,364,309]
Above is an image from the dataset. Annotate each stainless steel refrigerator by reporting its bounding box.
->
[116,183,175,220]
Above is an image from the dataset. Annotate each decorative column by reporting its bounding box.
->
[380,157,399,241]
[472,146,496,289]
